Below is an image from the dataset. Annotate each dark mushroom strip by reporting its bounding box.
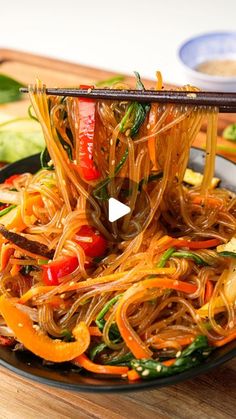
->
[0,225,54,259]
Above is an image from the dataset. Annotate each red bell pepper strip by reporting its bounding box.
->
[73,85,100,181]
[4,174,21,185]
[42,256,78,286]
[42,225,107,285]
[75,225,107,258]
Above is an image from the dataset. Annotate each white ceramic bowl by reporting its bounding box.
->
[178,32,236,91]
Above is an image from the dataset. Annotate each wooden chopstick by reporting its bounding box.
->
[20,87,236,113]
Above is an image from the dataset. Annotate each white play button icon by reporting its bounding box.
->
[108,198,131,222]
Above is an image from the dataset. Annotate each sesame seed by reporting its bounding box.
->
[18,323,23,328]
[147,124,151,129]
[202,351,210,357]
[192,357,196,362]
[110,139,113,146]
[187,93,197,99]
[136,366,143,372]
[73,159,77,164]
[128,336,133,341]
[121,373,127,378]
[60,293,65,299]
[142,369,150,377]
[176,351,182,358]
[69,281,75,286]
[87,88,92,94]
[173,280,179,286]
[156,365,162,372]
[33,325,40,331]
[75,122,79,129]
[229,321,234,329]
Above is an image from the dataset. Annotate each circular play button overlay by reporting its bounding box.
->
[86,177,151,242]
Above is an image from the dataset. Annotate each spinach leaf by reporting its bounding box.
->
[0,74,24,104]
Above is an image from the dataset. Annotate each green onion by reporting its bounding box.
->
[95,294,122,331]
[90,342,107,361]
[172,251,207,265]
[223,123,236,142]
[0,205,16,218]
[157,247,176,268]
[218,251,236,258]
[96,75,125,87]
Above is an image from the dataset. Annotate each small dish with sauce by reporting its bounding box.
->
[178,32,236,92]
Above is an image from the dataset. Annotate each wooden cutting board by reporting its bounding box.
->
[0,49,235,419]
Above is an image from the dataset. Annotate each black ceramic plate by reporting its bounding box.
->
[0,148,235,393]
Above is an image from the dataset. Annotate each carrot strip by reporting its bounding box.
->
[19,286,54,304]
[127,369,140,381]
[116,277,197,359]
[89,326,103,337]
[173,238,221,249]
[0,243,14,271]
[74,353,128,375]
[191,196,224,209]
[212,331,236,347]
[204,280,214,304]
[19,267,176,304]
[10,264,21,277]
[162,358,176,367]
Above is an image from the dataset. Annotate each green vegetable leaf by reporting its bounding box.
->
[0,74,24,104]
[223,123,236,142]
[172,251,207,266]
[157,247,176,268]
[131,335,212,380]
[218,251,236,258]
[90,342,107,361]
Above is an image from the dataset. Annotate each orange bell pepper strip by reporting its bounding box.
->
[173,238,221,250]
[0,295,90,362]
[88,326,103,336]
[116,278,197,359]
[74,353,128,375]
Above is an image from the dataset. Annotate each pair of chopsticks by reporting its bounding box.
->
[20,87,236,113]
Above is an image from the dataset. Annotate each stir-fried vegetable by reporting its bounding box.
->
[131,336,211,379]
[71,85,100,181]
[0,295,90,362]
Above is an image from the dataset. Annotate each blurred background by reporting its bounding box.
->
[1,0,236,85]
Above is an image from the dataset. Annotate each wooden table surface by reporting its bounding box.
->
[0,49,236,419]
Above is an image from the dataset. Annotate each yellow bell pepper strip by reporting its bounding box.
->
[0,295,90,362]
[196,296,225,318]
[0,194,43,231]
[74,353,128,375]
[116,277,197,359]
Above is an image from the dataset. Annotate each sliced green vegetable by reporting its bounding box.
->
[95,294,122,331]
[93,149,128,200]
[172,251,207,265]
[181,335,208,357]
[40,148,54,170]
[218,251,236,258]
[0,74,24,104]
[90,342,107,361]
[96,75,125,87]
[104,352,133,366]
[131,335,211,379]
[157,247,176,268]
[0,205,16,218]
[61,329,73,342]
[223,123,236,142]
